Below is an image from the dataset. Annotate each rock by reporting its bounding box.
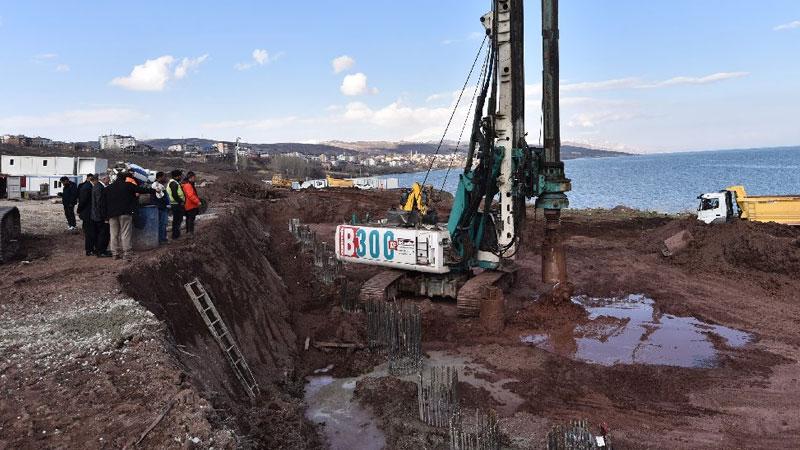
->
[661,230,693,257]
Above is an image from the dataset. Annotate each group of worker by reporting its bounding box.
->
[59,169,202,261]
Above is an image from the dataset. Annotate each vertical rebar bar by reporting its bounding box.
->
[417,366,460,428]
[546,419,610,450]
[365,300,423,375]
[448,409,499,450]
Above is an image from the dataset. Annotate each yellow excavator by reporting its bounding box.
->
[400,182,431,216]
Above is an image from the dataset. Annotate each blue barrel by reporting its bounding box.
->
[132,205,159,250]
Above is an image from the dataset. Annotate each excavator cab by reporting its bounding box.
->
[388,182,438,226]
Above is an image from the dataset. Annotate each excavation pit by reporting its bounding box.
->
[304,375,386,450]
[521,294,753,368]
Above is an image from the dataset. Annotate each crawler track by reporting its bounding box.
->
[360,270,407,303]
[456,270,513,317]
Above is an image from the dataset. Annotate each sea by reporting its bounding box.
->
[385,147,800,213]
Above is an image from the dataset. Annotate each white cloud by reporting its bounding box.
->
[0,108,149,130]
[111,54,207,91]
[201,97,457,142]
[638,72,750,88]
[525,72,749,95]
[332,55,355,74]
[425,91,460,103]
[340,73,378,96]
[33,53,58,61]
[31,53,72,73]
[174,54,208,79]
[201,116,301,130]
[110,56,175,91]
[567,111,640,129]
[774,20,800,31]
[252,49,268,65]
[234,48,281,70]
[561,78,641,92]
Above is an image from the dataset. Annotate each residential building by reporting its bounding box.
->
[99,134,136,150]
[213,142,231,153]
[30,137,52,147]
[1,135,28,146]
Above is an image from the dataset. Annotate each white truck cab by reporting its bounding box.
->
[697,191,737,224]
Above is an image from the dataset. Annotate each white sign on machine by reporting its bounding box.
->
[335,224,451,274]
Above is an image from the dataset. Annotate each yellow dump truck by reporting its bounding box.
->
[697,185,800,225]
[271,175,294,188]
[325,175,354,188]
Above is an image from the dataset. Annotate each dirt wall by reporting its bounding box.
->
[118,204,322,448]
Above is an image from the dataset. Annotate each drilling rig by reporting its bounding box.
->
[335,0,571,315]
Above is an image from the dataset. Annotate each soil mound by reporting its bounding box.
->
[647,218,800,275]
[203,172,285,202]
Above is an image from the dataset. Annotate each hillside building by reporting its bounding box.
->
[99,134,136,150]
[213,142,231,154]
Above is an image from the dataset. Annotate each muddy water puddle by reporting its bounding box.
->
[522,294,752,368]
[304,351,526,448]
[304,374,386,450]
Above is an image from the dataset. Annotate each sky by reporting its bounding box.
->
[0,0,798,153]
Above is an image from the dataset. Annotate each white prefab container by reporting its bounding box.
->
[1,155,34,176]
[55,157,76,175]
[351,177,399,190]
[25,176,78,196]
[32,157,56,176]
[6,177,21,199]
[334,224,451,274]
[77,157,108,175]
[26,177,52,195]
[380,178,399,189]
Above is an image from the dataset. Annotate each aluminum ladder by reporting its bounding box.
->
[184,278,260,399]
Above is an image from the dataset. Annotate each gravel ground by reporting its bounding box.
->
[0,199,235,449]
[0,199,73,236]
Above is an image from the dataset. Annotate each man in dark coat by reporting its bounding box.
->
[104,172,153,261]
[59,177,79,230]
[76,174,96,255]
[92,174,112,257]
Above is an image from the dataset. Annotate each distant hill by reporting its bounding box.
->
[560,145,630,159]
[141,138,631,160]
[0,138,632,161]
[143,138,359,156]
